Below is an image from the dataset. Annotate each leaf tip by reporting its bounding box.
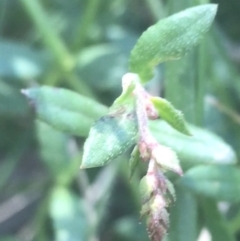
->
[184,129,192,136]
[209,3,218,11]
[79,164,85,169]
[21,88,29,96]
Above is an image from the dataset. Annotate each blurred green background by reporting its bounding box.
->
[0,0,240,241]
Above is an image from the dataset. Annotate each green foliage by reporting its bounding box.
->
[22,86,107,136]
[150,121,236,168]
[1,0,240,241]
[129,146,140,179]
[50,187,88,241]
[81,113,138,168]
[129,4,217,83]
[150,96,191,135]
[200,199,236,241]
[81,81,138,168]
[168,187,197,241]
[179,165,240,202]
[153,144,182,174]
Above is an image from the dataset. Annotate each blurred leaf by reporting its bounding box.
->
[168,186,197,241]
[22,86,107,118]
[50,186,88,241]
[0,80,29,116]
[20,0,74,71]
[36,121,71,181]
[200,198,235,241]
[179,165,240,202]
[0,41,50,79]
[77,44,128,91]
[150,96,191,135]
[129,4,217,83]
[0,139,26,192]
[22,86,107,136]
[113,216,148,241]
[150,121,237,169]
[0,238,19,241]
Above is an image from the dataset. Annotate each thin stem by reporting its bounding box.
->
[20,0,75,72]
[145,0,166,21]
[73,0,101,50]
[206,95,240,125]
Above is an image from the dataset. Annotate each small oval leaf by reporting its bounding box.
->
[139,175,156,203]
[129,4,217,82]
[179,165,240,202]
[153,144,183,175]
[151,96,191,135]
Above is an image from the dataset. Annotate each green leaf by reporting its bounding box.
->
[113,216,148,241]
[81,113,138,168]
[36,121,70,180]
[50,187,88,241]
[76,44,128,91]
[154,144,183,175]
[129,146,140,179]
[150,120,236,169]
[22,86,107,119]
[129,4,217,83]
[168,186,198,241]
[150,96,191,135]
[179,165,240,202]
[37,121,82,184]
[139,175,154,203]
[200,199,236,241]
[165,179,176,202]
[22,86,107,136]
[81,81,138,169]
